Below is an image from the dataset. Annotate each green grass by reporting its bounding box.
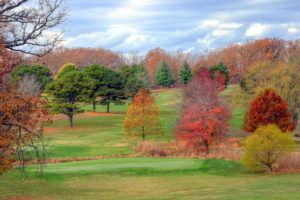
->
[2,86,300,199]
[45,89,181,159]
[1,158,300,200]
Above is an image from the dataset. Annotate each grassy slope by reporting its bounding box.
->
[45,89,181,159]
[1,158,300,200]
[3,86,299,199]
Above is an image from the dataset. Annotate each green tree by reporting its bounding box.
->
[179,61,192,84]
[56,63,78,79]
[11,64,53,90]
[209,62,230,87]
[119,64,151,100]
[98,68,126,113]
[156,61,175,87]
[82,65,108,111]
[46,71,95,127]
[242,124,296,172]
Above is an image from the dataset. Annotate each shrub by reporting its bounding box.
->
[242,124,296,173]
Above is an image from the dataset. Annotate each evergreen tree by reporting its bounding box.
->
[156,61,175,87]
[179,61,192,84]
[46,71,95,127]
[209,62,230,87]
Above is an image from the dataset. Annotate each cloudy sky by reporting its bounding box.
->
[61,0,300,53]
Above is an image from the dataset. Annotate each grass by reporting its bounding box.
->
[2,85,299,199]
[1,158,300,200]
[45,89,181,159]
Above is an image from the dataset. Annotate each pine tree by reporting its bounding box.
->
[123,89,164,140]
[156,61,175,87]
[179,61,192,84]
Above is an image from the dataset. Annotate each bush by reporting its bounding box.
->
[242,124,296,173]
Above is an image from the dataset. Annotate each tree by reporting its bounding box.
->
[55,63,77,79]
[176,104,231,154]
[243,89,295,133]
[242,124,296,172]
[0,88,51,175]
[123,89,164,140]
[179,61,192,85]
[0,0,66,56]
[240,61,300,126]
[82,64,108,111]
[156,61,175,87]
[176,67,231,154]
[46,71,94,127]
[11,64,53,90]
[182,68,225,110]
[119,64,151,100]
[97,68,126,113]
[209,62,230,87]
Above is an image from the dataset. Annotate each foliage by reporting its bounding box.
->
[182,68,225,109]
[176,104,232,154]
[11,64,53,90]
[156,61,175,87]
[240,61,300,126]
[123,89,164,140]
[179,61,192,84]
[119,64,151,100]
[177,68,231,153]
[47,71,94,127]
[209,62,230,87]
[55,63,77,79]
[242,124,296,172]
[0,88,51,175]
[82,64,109,111]
[96,68,126,113]
[243,89,295,132]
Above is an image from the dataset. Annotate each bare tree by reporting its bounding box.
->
[0,0,67,56]
[18,74,41,97]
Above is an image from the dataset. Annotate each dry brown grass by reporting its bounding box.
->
[134,138,242,160]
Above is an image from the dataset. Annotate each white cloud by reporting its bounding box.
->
[245,23,269,37]
[288,27,299,34]
[212,29,232,37]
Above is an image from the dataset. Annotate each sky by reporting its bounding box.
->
[60,0,300,53]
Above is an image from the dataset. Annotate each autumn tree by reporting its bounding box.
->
[31,47,125,73]
[123,89,164,140]
[177,68,231,153]
[156,61,175,87]
[46,71,94,127]
[242,124,296,172]
[240,61,300,126]
[179,61,192,85]
[243,89,295,133]
[176,104,231,154]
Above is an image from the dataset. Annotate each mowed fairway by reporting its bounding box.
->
[1,87,300,200]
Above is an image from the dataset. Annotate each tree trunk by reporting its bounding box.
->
[93,101,96,112]
[106,102,110,113]
[142,125,145,141]
[293,111,298,127]
[68,114,73,128]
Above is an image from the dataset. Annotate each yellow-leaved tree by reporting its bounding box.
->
[123,89,164,140]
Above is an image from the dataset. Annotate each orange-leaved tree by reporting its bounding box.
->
[243,89,295,132]
[123,89,164,140]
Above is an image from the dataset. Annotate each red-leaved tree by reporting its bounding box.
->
[177,68,231,154]
[243,89,295,132]
[176,105,231,154]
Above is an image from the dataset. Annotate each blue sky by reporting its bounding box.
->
[61,0,300,53]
